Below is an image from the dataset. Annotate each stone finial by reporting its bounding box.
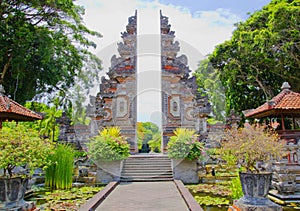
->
[281,82,291,90]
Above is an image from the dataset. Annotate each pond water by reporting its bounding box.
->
[25,185,104,210]
[190,173,299,211]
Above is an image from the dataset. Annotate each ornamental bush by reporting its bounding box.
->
[0,123,54,178]
[167,128,204,161]
[87,127,130,161]
[221,123,285,173]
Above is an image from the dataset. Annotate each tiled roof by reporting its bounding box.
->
[0,94,42,121]
[244,87,300,118]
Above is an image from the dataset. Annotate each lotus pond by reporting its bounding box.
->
[25,186,104,211]
[185,164,300,211]
[187,183,300,211]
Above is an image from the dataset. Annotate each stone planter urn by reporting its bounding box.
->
[233,172,282,211]
[0,177,34,211]
[172,159,199,184]
[96,160,122,184]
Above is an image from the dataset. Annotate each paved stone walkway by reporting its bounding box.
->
[95,182,190,211]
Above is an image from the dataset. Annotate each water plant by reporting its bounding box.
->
[187,183,232,197]
[45,144,75,189]
[87,127,130,161]
[167,128,204,160]
[32,186,104,211]
[194,195,230,206]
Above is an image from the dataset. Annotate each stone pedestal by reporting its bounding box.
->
[172,159,199,184]
[228,172,283,211]
[96,160,122,184]
[0,177,36,211]
[229,199,282,211]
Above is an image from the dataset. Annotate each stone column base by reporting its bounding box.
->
[172,159,199,184]
[228,199,282,211]
[96,160,122,184]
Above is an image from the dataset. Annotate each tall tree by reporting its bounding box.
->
[137,122,161,152]
[194,59,226,122]
[0,0,101,104]
[209,0,300,114]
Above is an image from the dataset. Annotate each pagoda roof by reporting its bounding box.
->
[244,82,300,118]
[0,93,42,122]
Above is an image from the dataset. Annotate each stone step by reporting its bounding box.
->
[123,169,172,172]
[121,178,174,182]
[121,175,173,181]
[123,160,171,164]
[122,169,172,173]
[123,164,171,167]
[123,162,171,165]
[121,155,174,182]
[125,158,170,160]
[122,172,173,176]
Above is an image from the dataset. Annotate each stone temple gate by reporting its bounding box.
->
[86,11,211,153]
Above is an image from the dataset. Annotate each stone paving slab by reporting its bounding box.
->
[95,182,190,211]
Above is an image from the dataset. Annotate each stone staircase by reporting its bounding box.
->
[121,155,174,182]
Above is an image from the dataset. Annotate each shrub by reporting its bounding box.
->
[167,128,204,161]
[0,123,54,178]
[221,123,286,173]
[230,175,243,199]
[87,127,130,161]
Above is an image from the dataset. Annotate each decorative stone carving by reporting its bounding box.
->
[116,96,129,118]
[160,11,211,150]
[169,95,180,118]
[272,162,297,194]
[88,11,138,153]
[0,177,36,211]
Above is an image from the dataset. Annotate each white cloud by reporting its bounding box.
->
[78,0,240,66]
[77,0,240,123]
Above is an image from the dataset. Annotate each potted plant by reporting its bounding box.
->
[87,127,130,183]
[0,123,54,210]
[167,128,205,183]
[221,123,285,207]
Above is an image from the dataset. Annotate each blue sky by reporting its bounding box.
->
[155,0,271,19]
[78,0,272,124]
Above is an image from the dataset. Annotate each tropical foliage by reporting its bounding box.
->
[167,128,204,161]
[45,144,75,190]
[0,0,102,104]
[220,123,285,173]
[206,0,300,114]
[25,101,63,141]
[87,127,130,161]
[137,122,161,152]
[230,175,243,199]
[0,123,54,178]
[194,59,226,122]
